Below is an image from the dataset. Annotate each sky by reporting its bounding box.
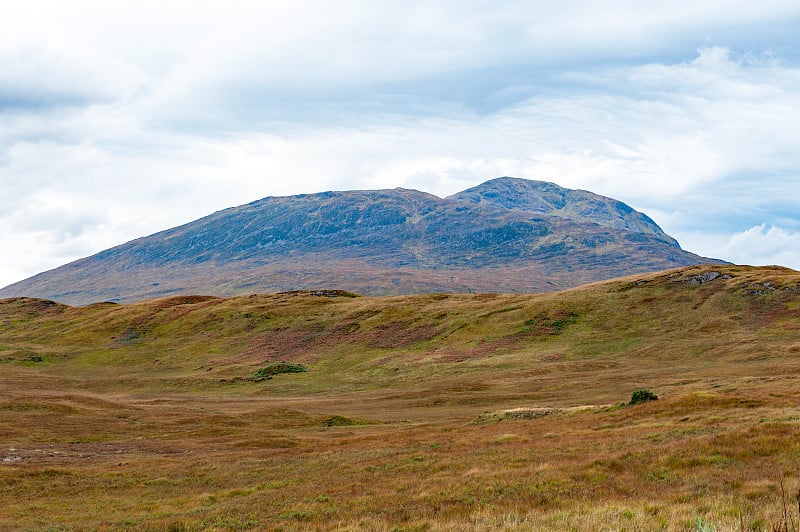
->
[2,1,800,288]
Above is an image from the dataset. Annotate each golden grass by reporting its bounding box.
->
[0,265,799,530]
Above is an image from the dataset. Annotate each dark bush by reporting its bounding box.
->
[629,388,658,405]
[252,363,307,381]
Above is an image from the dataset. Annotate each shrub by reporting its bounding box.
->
[321,415,369,427]
[252,363,307,381]
[629,388,658,405]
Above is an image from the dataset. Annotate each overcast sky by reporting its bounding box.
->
[2,1,800,288]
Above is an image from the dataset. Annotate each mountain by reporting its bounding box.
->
[1,265,799,529]
[0,177,722,305]
[450,177,676,244]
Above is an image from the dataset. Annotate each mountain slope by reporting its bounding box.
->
[0,177,721,305]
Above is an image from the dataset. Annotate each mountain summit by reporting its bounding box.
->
[450,177,677,245]
[0,177,721,305]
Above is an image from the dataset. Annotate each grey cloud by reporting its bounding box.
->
[0,47,145,112]
[11,207,107,244]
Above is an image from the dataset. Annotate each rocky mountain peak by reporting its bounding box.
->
[450,176,677,247]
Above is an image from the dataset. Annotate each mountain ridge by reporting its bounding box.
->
[0,177,723,305]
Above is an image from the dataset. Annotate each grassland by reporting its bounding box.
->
[1,264,799,530]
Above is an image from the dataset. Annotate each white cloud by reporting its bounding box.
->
[3,2,800,112]
[718,225,800,270]
[3,45,800,282]
[2,3,800,287]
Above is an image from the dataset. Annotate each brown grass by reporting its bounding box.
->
[0,265,799,530]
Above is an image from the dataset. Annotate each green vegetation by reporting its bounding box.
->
[0,265,799,529]
[321,415,370,426]
[629,388,659,405]
[252,362,307,381]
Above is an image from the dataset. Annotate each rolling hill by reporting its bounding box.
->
[0,177,721,305]
[1,264,799,529]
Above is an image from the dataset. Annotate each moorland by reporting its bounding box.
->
[1,264,800,530]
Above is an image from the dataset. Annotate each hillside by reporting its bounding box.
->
[0,177,720,305]
[1,264,799,529]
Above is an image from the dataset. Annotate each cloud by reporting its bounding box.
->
[3,45,800,278]
[0,47,145,110]
[4,2,800,118]
[719,225,800,270]
[1,3,800,286]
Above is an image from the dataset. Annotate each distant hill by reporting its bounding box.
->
[0,177,723,305]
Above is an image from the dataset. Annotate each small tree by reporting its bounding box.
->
[629,388,658,405]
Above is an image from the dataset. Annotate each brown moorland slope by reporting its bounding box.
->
[0,264,799,530]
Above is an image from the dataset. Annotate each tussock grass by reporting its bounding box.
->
[1,265,799,529]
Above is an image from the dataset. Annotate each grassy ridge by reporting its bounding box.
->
[1,265,800,530]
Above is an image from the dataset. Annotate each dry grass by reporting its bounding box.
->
[1,265,800,530]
